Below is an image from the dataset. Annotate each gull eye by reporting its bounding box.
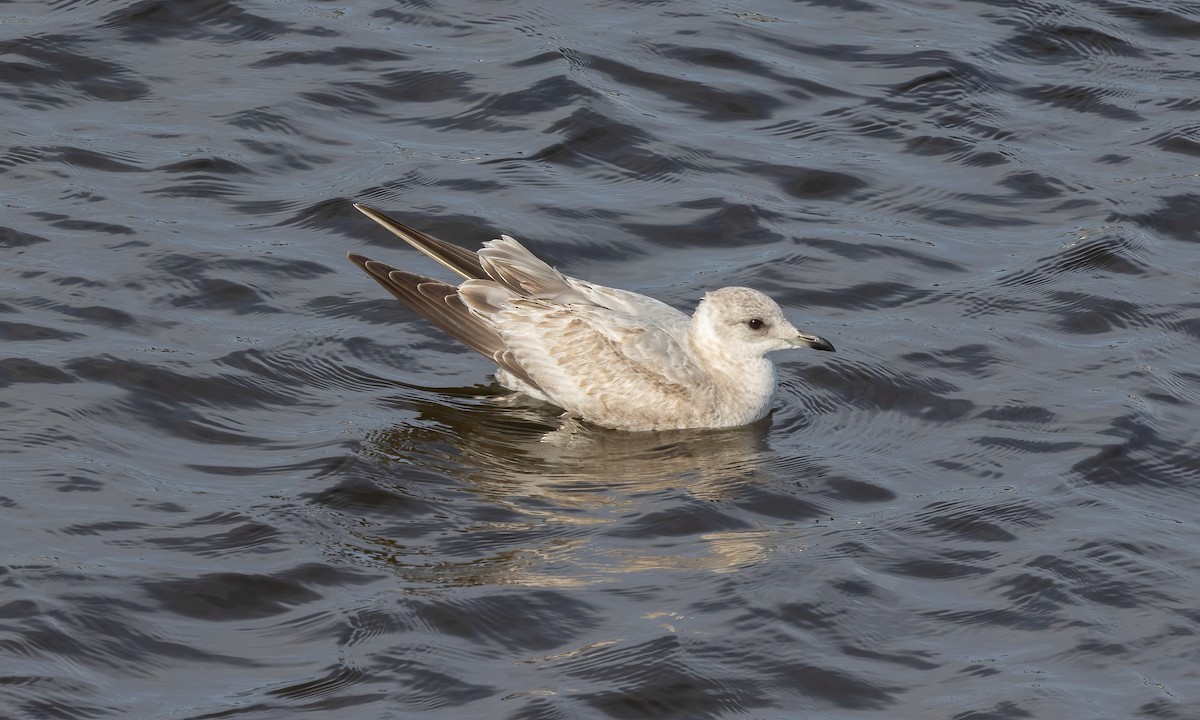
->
[747,318,764,330]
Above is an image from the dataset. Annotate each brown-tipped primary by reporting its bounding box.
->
[345,250,500,356]
[346,251,540,390]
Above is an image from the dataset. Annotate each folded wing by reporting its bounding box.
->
[348,205,703,418]
[489,301,707,424]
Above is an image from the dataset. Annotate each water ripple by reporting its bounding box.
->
[5,0,1200,717]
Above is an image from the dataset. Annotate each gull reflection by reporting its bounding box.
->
[337,385,830,586]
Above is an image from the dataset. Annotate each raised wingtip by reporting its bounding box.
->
[349,205,488,281]
[353,203,387,225]
[352,203,414,236]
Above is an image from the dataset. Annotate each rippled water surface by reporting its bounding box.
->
[4,0,1200,717]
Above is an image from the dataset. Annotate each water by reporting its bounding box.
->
[3,0,1200,717]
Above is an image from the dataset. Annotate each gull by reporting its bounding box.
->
[347,204,834,432]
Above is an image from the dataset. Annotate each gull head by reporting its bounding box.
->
[693,287,835,359]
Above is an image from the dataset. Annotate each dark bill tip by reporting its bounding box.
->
[791,334,835,352]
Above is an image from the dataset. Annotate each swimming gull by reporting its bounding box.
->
[348,204,834,431]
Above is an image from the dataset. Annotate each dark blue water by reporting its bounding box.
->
[3,0,1200,717]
